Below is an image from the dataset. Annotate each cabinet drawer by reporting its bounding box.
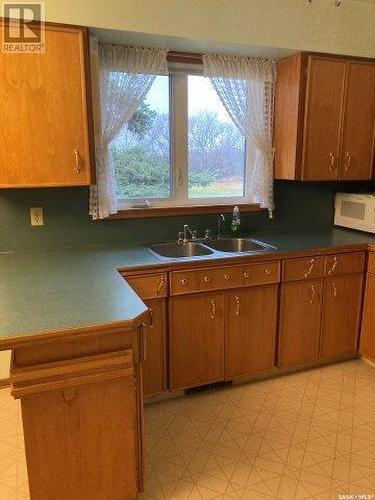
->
[282,256,326,282]
[368,252,375,275]
[326,252,365,277]
[125,272,168,300]
[170,266,242,295]
[242,261,280,286]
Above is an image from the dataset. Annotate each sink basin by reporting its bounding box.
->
[204,237,276,253]
[150,242,213,259]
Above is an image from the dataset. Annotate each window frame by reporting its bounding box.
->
[115,61,257,214]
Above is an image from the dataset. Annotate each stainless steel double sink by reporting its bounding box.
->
[149,237,277,260]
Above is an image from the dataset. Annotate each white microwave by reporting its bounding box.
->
[335,193,375,233]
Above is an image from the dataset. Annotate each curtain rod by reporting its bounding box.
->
[167,51,203,64]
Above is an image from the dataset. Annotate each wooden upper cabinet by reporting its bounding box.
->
[302,57,346,180]
[0,24,92,187]
[339,62,375,180]
[274,53,375,181]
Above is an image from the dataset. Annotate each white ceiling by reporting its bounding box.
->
[91,27,296,60]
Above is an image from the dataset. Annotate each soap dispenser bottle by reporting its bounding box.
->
[230,205,241,237]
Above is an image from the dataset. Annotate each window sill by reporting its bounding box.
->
[108,203,261,220]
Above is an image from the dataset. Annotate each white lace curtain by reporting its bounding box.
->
[89,39,168,219]
[202,54,276,216]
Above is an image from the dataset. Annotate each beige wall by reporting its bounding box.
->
[44,0,375,57]
[0,351,10,385]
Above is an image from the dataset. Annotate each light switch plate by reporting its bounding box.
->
[30,207,44,226]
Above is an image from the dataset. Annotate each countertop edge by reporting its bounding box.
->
[0,310,150,351]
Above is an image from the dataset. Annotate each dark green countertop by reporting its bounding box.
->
[1,228,375,350]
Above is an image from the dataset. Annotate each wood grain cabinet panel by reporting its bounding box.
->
[225,285,278,378]
[278,280,323,368]
[143,299,167,396]
[325,252,365,277]
[125,273,168,300]
[302,57,347,180]
[282,256,326,282]
[360,273,375,362]
[320,274,364,359]
[274,53,375,181]
[0,24,91,187]
[339,62,375,180]
[169,292,225,390]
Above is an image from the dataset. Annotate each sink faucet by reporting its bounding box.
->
[177,224,197,244]
[217,214,226,239]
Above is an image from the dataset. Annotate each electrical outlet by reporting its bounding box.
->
[30,207,44,226]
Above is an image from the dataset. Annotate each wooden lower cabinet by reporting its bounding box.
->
[143,298,166,396]
[169,292,225,390]
[278,279,323,367]
[225,285,278,378]
[360,273,375,362]
[320,274,363,359]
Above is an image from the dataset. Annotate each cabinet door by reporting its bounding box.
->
[143,299,166,396]
[169,292,224,390]
[360,273,375,362]
[339,62,375,180]
[302,57,346,180]
[320,274,363,359]
[0,26,91,187]
[226,285,278,378]
[279,280,323,367]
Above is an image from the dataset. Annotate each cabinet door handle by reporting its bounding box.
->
[156,274,166,295]
[345,152,351,172]
[329,152,335,172]
[309,284,316,304]
[328,257,338,275]
[210,299,216,319]
[235,295,241,316]
[74,149,82,174]
[331,282,338,301]
[304,259,315,279]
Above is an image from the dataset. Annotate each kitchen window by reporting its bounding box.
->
[90,42,275,220]
[112,65,248,210]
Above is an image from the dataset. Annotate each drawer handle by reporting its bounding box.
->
[156,274,166,294]
[74,149,82,174]
[303,259,315,279]
[210,299,216,319]
[224,274,231,280]
[265,268,271,276]
[180,278,188,286]
[235,295,241,316]
[243,271,250,279]
[204,276,211,283]
[331,282,337,301]
[328,257,338,275]
[309,284,316,304]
